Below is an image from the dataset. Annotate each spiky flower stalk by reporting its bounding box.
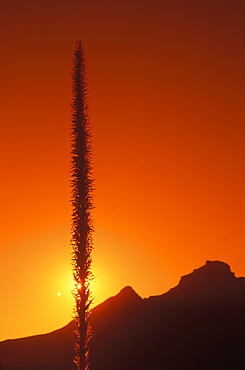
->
[70,40,94,370]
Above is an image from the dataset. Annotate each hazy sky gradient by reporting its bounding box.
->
[1,0,245,340]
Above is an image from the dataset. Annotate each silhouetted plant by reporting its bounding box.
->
[70,40,94,370]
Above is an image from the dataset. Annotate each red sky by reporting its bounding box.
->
[1,0,245,341]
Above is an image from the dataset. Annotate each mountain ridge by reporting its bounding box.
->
[1,260,245,369]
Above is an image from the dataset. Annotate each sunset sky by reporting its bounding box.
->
[1,0,245,341]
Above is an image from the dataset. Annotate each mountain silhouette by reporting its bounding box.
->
[1,261,245,369]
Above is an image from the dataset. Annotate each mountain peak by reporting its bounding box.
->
[180,260,235,285]
[94,286,142,313]
[170,260,244,301]
[196,260,232,274]
[116,286,142,302]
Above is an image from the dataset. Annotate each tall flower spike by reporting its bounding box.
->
[70,40,94,370]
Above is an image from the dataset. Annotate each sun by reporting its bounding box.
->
[57,291,61,297]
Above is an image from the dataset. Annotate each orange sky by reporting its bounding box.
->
[1,0,245,341]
